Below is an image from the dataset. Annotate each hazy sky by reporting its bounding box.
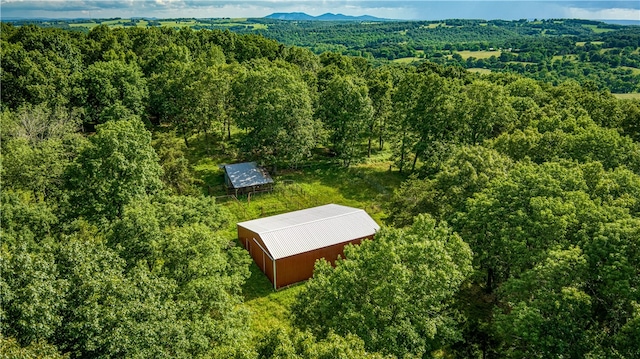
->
[2,0,639,21]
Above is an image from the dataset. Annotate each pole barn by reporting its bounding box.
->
[237,204,380,289]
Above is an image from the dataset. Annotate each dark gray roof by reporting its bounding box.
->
[224,162,273,189]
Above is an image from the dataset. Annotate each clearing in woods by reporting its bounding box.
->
[613,93,640,100]
[455,50,502,59]
[182,132,405,338]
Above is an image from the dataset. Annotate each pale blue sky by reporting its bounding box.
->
[2,1,639,20]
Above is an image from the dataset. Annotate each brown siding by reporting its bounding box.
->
[238,225,276,287]
[239,224,374,290]
[237,226,256,250]
[274,235,373,289]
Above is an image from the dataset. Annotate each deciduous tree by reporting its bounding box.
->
[292,214,472,358]
[233,60,320,167]
[317,75,373,166]
[66,118,163,222]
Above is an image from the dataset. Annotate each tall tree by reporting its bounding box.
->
[148,44,230,147]
[494,247,593,358]
[292,214,472,358]
[385,145,513,227]
[390,70,420,173]
[1,105,84,202]
[232,60,320,167]
[77,60,148,124]
[457,80,516,145]
[366,67,394,154]
[317,75,374,166]
[66,118,163,222]
[407,71,460,172]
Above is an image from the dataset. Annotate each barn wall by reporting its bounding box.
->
[239,224,375,290]
[274,235,374,289]
[238,226,275,286]
[237,226,255,250]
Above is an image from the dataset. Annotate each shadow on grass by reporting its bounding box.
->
[241,257,305,337]
[243,261,275,301]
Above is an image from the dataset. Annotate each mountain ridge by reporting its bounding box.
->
[265,12,389,21]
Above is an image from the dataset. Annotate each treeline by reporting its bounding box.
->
[8,18,640,92]
[245,19,640,92]
[2,24,640,358]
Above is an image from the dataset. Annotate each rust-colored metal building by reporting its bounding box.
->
[237,204,380,289]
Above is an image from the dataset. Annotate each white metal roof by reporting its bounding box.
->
[237,204,380,260]
[224,162,274,189]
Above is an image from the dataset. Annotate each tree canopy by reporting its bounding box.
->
[1,21,639,359]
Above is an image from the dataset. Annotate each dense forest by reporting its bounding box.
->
[1,22,640,358]
[10,17,640,92]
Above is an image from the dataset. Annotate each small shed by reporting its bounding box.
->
[223,162,274,195]
[237,204,380,289]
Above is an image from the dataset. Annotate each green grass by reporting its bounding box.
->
[576,41,604,46]
[180,131,405,339]
[613,93,640,100]
[232,158,403,338]
[242,262,304,337]
[583,24,615,33]
[467,68,492,74]
[393,57,423,64]
[507,61,537,65]
[421,23,450,29]
[455,50,501,60]
[159,20,200,27]
[620,66,640,75]
[65,18,268,30]
[217,157,402,224]
[552,55,578,62]
[69,22,99,29]
[101,19,125,25]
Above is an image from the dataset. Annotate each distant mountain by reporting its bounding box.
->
[265,12,389,21]
[266,12,317,21]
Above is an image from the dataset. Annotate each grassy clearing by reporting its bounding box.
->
[507,61,537,65]
[101,19,126,25]
[69,22,99,29]
[613,93,640,100]
[159,20,200,27]
[552,55,578,62]
[421,23,450,29]
[393,57,423,64]
[242,262,304,338]
[231,158,402,337]
[455,50,501,60]
[219,157,402,224]
[576,41,604,46]
[583,24,615,33]
[181,131,404,339]
[620,66,640,75]
[467,68,492,74]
